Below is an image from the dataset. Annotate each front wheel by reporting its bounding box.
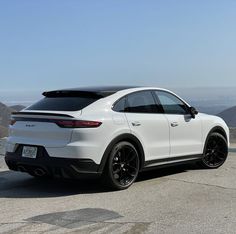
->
[200,132,228,169]
[102,141,140,190]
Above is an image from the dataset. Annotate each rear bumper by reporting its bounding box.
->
[5,145,101,179]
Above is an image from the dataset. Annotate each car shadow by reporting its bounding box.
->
[0,170,109,198]
[137,162,199,182]
[0,162,200,199]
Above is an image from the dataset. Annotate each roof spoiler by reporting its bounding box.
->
[42,90,105,98]
[11,112,74,118]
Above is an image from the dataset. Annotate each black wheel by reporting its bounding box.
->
[103,141,140,190]
[200,132,228,169]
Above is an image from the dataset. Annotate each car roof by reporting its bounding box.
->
[43,86,140,97]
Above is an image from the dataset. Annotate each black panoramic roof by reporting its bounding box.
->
[43,86,139,98]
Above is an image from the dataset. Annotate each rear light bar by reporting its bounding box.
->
[55,120,102,128]
[9,117,102,128]
[10,119,16,125]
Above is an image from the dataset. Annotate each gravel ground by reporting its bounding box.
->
[0,147,236,234]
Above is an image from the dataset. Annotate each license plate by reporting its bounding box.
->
[22,146,38,159]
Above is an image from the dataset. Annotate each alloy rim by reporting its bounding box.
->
[203,135,227,167]
[112,145,139,186]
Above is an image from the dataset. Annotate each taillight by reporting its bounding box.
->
[55,120,102,128]
[10,119,16,125]
[8,117,101,128]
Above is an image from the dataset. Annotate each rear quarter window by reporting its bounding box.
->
[112,97,126,112]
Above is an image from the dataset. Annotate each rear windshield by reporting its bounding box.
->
[26,96,100,111]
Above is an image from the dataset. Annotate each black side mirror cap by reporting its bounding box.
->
[189,107,198,118]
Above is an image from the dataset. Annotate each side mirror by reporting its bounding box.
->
[189,107,198,119]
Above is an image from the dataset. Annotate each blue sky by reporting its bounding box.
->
[0,0,236,94]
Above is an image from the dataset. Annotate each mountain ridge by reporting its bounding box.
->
[0,102,25,138]
[218,106,236,127]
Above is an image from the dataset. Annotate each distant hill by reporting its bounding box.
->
[10,105,26,112]
[0,125,8,139]
[230,128,236,143]
[195,105,229,115]
[218,106,236,127]
[0,102,25,138]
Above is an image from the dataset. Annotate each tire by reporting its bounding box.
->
[199,132,228,169]
[102,141,140,190]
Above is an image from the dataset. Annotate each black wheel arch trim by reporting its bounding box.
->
[203,126,228,153]
[98,133,145,173]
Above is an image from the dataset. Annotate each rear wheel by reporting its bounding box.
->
[103,141,140,190]
[200,132,228,169]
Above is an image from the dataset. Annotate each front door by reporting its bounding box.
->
[155,90,202,157]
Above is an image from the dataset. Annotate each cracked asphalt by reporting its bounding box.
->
[0,148,236,234]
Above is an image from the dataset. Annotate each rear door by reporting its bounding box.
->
[124,90,170,161]
[154,90,202,157]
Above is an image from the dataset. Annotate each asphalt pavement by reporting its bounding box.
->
[0,148,236,234]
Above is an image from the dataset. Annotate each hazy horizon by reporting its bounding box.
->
[1,86,236,109]
[1,1,236,112]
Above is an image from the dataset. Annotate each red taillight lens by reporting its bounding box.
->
[55,120,102,128]
[10,119,16,125]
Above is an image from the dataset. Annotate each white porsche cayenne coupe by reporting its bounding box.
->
[5,86,229,190]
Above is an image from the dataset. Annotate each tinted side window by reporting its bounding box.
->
[156,91,189,115]
[113,97,126,112]
[125,91,158,113]
[27,97,99,111]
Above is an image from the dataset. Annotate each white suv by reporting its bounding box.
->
[5,86,229,190]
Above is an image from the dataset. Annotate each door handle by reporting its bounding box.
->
[132,121,141,127]
[171,122,178,127]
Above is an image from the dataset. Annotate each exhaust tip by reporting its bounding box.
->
[34,168,46,177]
[17,165,27,172]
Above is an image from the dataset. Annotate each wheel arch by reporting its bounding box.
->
[203,126,228,154]
[208,126,228,142]
[98,133,145,173]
